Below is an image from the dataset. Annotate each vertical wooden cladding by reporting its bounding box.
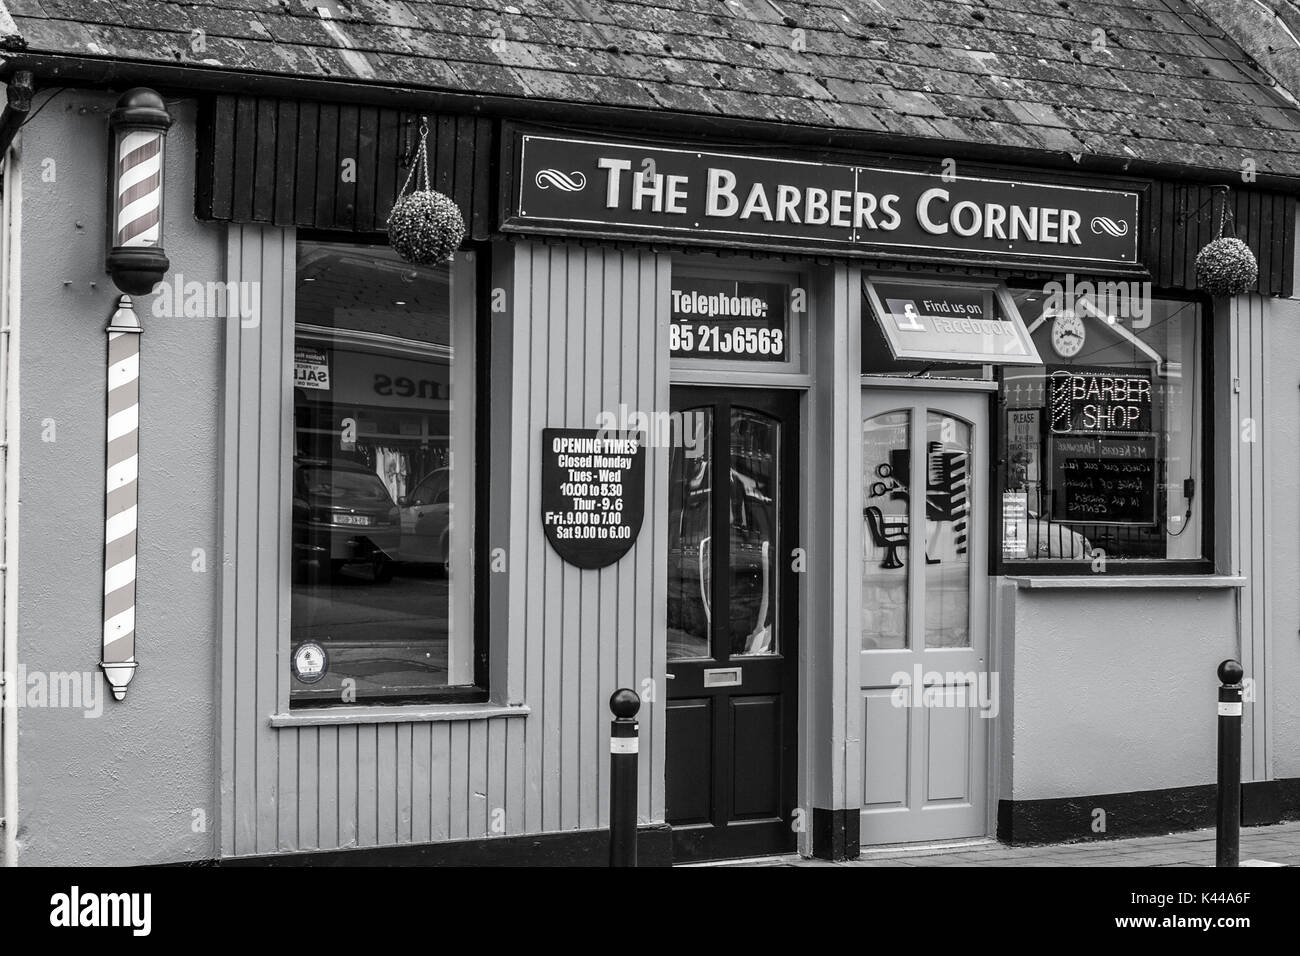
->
[503,242,670,835]
[1229,295,1269,782]
[197,96,493,238]
[220,227,667,858]
[1146,182,1295,296]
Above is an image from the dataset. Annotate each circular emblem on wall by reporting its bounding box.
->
[292,642,328,683]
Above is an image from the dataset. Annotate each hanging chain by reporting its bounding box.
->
[1213,185,1237,240]
[399,115,432,196]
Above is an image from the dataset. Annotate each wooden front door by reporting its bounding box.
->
[665,387,800,862]
[859,388,991,844]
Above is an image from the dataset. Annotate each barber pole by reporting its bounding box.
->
[115,127,162,248]
[100,89,170,700]
[101,296,142,700]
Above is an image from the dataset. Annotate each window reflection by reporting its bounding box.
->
[924,414,971,648]
[729,409,780,657]
[290,241,458,705]
[668,409,712,661]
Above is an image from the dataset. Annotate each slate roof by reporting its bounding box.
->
[3,0,1300,180]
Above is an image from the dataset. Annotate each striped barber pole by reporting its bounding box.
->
[101,296,143,701]
[115,128,163,248]
[951,452,969,557]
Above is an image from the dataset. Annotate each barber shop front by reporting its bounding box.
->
[497,127,1283,862]
[7,80,1298,868]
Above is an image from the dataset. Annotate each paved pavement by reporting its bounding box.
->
[731,821,1300,867]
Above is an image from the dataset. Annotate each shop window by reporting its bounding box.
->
[289,240,479,705]
[995,288,1208,570]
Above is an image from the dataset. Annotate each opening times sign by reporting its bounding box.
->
[541,428,646,569]
[506,132,1141,269]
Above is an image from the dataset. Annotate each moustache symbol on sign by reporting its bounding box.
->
[1090,216,1129,238]
[535,169,588,191]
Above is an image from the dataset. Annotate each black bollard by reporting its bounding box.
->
[1215,659,1243,868]
[609,688,640,867]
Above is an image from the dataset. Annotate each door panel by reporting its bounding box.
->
[860,388,989,845]
[666,387,799,862]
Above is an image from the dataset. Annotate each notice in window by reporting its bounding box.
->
[1002,491,1028,559]
[294,344,330,390]
[670,277,789,361]
[542,428,646,569]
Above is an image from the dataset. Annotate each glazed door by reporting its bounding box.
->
[859,388,990,844]
[665,387,799,862]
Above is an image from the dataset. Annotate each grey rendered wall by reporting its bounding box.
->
[1000,586,1236,801]
[220,235,669,855]
[15,94,222,864]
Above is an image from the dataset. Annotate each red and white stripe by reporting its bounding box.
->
[102,317,141,700]
[116,129,163,248]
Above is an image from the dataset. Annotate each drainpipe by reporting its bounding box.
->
[0,137,20,867]
[0,72,33,157]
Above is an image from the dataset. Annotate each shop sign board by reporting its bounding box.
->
[506,132,1141,269]
[864,278,1041,364]
[1048,366,1153,434]
[541,428,646,569]
[1046,367,1158,525]
[670,276,789,361]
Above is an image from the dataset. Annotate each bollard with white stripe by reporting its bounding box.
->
[101,295,142,701]
[1215,659,1243,868]
[609,688,640,867]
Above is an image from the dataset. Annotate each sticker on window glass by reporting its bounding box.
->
[670,276,789,361]
[292,642,328,683]
[1002,491,1028,560]
[294,345,330,391]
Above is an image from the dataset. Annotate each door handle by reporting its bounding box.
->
[699,536,711,625]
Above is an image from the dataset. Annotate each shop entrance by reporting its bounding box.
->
[859,387,991,844]
[665,387,799,862]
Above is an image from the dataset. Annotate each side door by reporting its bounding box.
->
[859,388,991,844]
[665,387,800,862]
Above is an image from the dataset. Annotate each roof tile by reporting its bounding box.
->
[5,0,1300,178]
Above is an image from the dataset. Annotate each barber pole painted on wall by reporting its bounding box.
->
[101,296,142,700]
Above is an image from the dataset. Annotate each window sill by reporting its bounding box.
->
[1004,575,1246,590]
[269,702,530,728]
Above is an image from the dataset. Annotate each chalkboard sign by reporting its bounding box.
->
[1049,434,1158,526]
[541,428,646,569]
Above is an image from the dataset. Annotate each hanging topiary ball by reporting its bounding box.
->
[387,189,465,266]
[1196,237,1258,295]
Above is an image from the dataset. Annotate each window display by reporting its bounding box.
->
[996,289,1205,566]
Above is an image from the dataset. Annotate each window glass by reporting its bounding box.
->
[862,410,910,649]
[668,408,713,661]
[290,241,471,705]
[998,289,1203,566]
